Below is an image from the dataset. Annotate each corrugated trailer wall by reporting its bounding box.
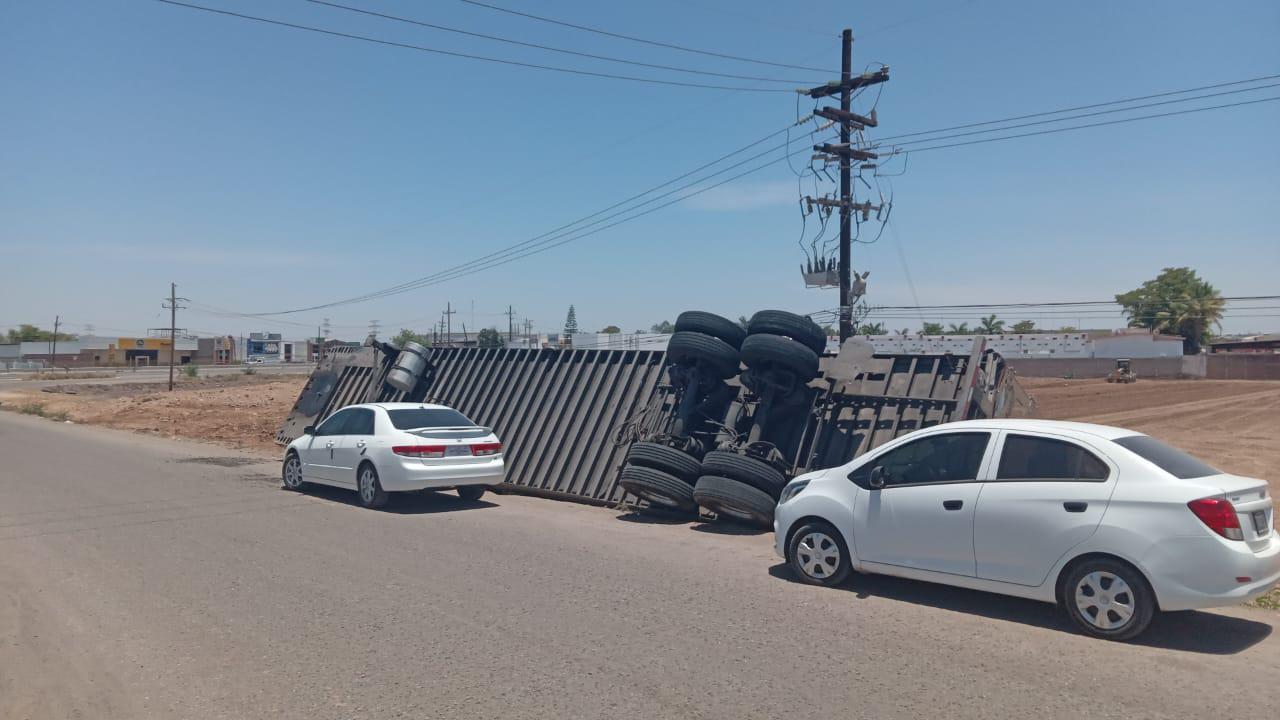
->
[278,345,673,505]
[419,347,669,504]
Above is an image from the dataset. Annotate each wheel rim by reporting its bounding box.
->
[1075,571,1135,630]
[360,469,376,503]
[284,457,302,488]
[796,531,841,580]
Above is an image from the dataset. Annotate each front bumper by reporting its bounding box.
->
[379,456,505,492]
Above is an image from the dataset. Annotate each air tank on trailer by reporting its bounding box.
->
[385,341,430,393]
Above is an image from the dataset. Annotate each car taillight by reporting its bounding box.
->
[1187,497,1244,540]
[393,445,446,458]
[470,442,502,457]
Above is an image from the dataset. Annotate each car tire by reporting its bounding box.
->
[1060,558,1155,641]
[281,451,307,491]
[787,519,852,587]
[674,311,747,349]
[740,333,819,382]
[665,331,740,379]
[699,451,787,498]
[626,442,702,484]
[692,475,775,527]
[618,465,698,514]
[356,462,389,509]
[747,310,827,355]
[457,485,486,501]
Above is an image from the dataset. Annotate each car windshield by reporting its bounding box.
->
[1113,435,1219,479]
[387,408,475,430]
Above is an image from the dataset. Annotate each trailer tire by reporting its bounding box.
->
[693,475,776,527]
[675,311,747,349]
[619,465,698,513]
[626,442,702,483]
[747,310,827,355]
[740,333,819,382]
[700,451,787,498]
[666,331,740,379]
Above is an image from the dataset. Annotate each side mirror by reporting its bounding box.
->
[303,425,316,435]
[868,465,887,489]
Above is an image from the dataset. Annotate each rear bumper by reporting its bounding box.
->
[379,456,505,492]
[1142,534,1280,611]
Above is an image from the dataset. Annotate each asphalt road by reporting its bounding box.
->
[2,412,1277,719]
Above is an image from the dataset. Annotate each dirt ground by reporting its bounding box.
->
[0,374,302,455]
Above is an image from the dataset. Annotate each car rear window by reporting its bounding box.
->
[1113,435,1218,479]
[387,408,474,430]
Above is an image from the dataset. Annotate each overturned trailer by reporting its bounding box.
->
[277,325,1034,513]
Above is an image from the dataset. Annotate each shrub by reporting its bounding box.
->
[182,364,200,378]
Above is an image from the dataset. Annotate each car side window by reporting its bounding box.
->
[314,410,352,437]
[996,434,1110,482]
[346,408,375,436]
[850,432,991,487]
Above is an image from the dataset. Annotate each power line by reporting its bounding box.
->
[303,0,812,84]
[237,118,826,316]
[152,0,795,92]
[887,81,1280,149]
[895,96,1280,154]
[453,0,833,73]
[874,72,1280,144]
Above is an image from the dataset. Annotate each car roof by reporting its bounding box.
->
[926,418,1143,441]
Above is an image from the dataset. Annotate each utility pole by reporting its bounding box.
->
[161,283,189,391]
[368,319,380,339]
[443,302,457,347]
[505,305,516,344]
[50,315,60,370]
[804,30,889,343]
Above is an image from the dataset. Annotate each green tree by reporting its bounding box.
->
[650,320,675,333]
[857,322,886,336]
[1011,320,1036,333]
[391,328,431,347]
[476,327,504,348]
[599,325,621,334]
[563,305,579,337]
[1055,326,1079,333]
[920,322,944,335]
[737,315,750,330]
[6,324,76,343]
[978,314,1006,334]
[1115,267,1225,354]
[946,322,972,335]
[821,324,837,337]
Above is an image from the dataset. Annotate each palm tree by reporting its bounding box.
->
[978,314,1005,334]
[921,322,944,335]
[858,322,886,336]
[946,322,971,335]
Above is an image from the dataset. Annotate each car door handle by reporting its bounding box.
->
[943,500,963,511]
[1063,501,1088,513]
[356,440,367,447]
[325,441,335,447]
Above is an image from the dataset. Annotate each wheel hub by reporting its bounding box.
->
[1074,571,1134,630]
[796,531,840,579]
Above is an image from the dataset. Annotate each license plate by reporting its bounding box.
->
[445,445,470,457]
[1253,510,1270,535]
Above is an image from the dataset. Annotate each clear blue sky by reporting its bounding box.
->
[2,0,1277,339]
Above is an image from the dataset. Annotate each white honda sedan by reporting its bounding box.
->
[774,419,1278,640]
[282,402,504,509]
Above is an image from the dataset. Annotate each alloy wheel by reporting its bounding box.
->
[359,469,376,504]
[283,456,303,489]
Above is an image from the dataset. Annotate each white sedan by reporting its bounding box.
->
[282,402,504,509]
[774,419,1278,640]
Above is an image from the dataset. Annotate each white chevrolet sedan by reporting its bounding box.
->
[282,402,503,509]
[774,419,1279,640]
